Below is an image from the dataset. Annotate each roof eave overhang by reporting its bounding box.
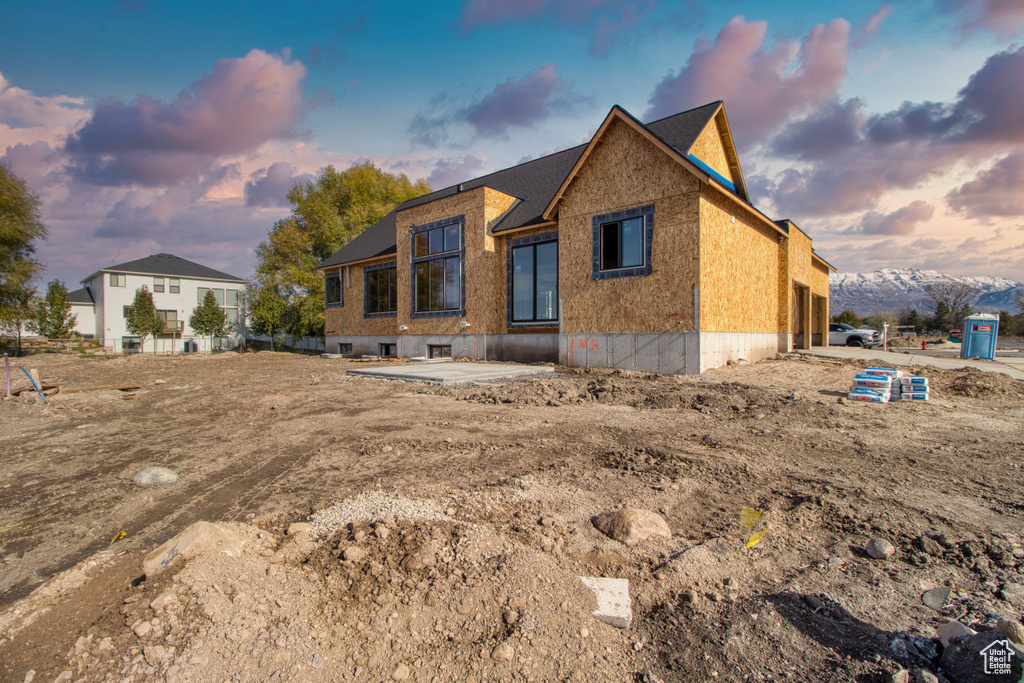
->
[812,252,837,272]
[316,253,397,272]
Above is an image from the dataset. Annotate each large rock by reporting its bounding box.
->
[866,538,896,560]
[143,521,244,577]
[939,631,1023,683]
[132,467,179,486]
[591,508,671,547]
[936,620,975,647]
[995,619,1024,646]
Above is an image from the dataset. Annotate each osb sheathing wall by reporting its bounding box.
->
[698,185,782,334]
[810,260,830,297]
[394,186,517,335]
[688,116,732,181]
[323,260,397,337]
[556,118,701,334]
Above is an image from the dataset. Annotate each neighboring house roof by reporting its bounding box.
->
[82,253,245,284]
[67,288,94,305]
[319,101,760,270]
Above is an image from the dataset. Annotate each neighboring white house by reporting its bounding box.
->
[74,253,246,353]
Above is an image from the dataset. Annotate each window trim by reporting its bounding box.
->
[591,204,655,280]
[325,272,343,308]
[409,215,466,319]
[169,278,180,294]
[153,277,164,293]
[110,273,126,287]
[363,261,397,318]
[506,231,559,328]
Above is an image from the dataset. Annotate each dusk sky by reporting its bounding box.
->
[2,0,1023,288]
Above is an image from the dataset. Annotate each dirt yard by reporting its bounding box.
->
[0,351,1022,682]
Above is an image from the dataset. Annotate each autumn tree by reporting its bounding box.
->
[35,279,77,339]
[252,161,430,339]
[189,290,227,352]
[125,285,163,353]
[1,164,47,347]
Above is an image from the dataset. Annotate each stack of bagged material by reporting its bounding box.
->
[863,367,902,401]
[849,372,893,402]
[896,375,929,400]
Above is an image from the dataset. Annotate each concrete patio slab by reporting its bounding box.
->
[798,347,1024,381]
[345,361,554,385]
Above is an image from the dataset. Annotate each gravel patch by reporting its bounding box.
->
[308,491,454,536]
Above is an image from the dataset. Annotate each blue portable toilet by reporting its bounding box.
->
[960,314,999,360]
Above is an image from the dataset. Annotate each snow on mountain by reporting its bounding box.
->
[829,268,1023,316]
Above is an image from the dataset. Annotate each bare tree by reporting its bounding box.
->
[926,282,978,328]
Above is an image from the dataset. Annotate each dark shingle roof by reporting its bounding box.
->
[83,253,245,284]
[67,287,94,305]
[318,102,723,269]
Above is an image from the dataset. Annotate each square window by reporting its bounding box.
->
[592,206,654,280]
[110,273,126,287]
[338,343,353,355]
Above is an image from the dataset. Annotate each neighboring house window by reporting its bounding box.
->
[410,216,464,318]
[197,287,240,327]
[122,336,141,351]
[325,273,342,307]
[169,278,180,294]
[364,262,397,317]
[591,205,655,280]
[157,310,179,333]
[508,232,558,325]
[153,277,164,293]
[110,274,126,287]
[123,305,133,318]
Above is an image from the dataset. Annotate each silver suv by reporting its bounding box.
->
[829,323,881,348]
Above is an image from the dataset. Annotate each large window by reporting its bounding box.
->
[325,273,342,307]
[591,205,654,280]
[157,310,181,333]
[197,287,239,328]
[364,263,397,316]
[509,235,558,324]
[110,273,126,287]
[411,217,463,317]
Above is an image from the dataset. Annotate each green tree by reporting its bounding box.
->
[831,310,861,326]
[189,290,227,352]
[35,279,78,339]
[928,301,951,333]
[0,289,38,355]
[997,310,1016,335]
[246,278,286,351]
[253,161,431,338]
[126,285,163,354]
[1,164,47,335]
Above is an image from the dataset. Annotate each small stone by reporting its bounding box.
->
[995,618,1024,645]
[579,576,631,628]
[866,538,895,560]
[910,669,938,683]
[837,397,847,404]
[403,543,436,571]
[936,620,975,647]
[917,536,943,556]
[591,508,671,547]
[1000,583,1024,608]
[828,556,845,568]
[922,586,951,611]
[132,467,179,486]
[491,642,514,662]
[287,522,312,536]
[150,592,178,613]
[133,620,153,639]
[804,595,823,610]
[343,547,367,562]
[580,627,589,638]
[392,663,411,680]
[154,379,167,385]
[888,668,910,683]
[22,671,35,683]
[681,589,698,603]
[502,609,518,626]
[143,645,166,666]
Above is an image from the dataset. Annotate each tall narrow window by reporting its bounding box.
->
[510,237,558,324]
[153,277,164,293]
[592,205,654,280]
[326,273,342,306]
[169,278,180,294]
[365,264,397,316]
[411,218,463,317]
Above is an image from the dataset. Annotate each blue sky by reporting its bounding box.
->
[1,0,1023,288]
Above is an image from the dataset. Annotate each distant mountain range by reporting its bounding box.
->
[829,268,1023,316]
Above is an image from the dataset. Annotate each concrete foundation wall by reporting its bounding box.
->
[698,332,780,372]
[328,330,781,374]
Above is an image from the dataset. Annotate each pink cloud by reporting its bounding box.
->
[244,162,315,207]
[63,49,306,187]
[645,17,850,148]
[947,153,1024,218]
[851,200,935,236]
[426,155,485,189]
[940,0,1024,37]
